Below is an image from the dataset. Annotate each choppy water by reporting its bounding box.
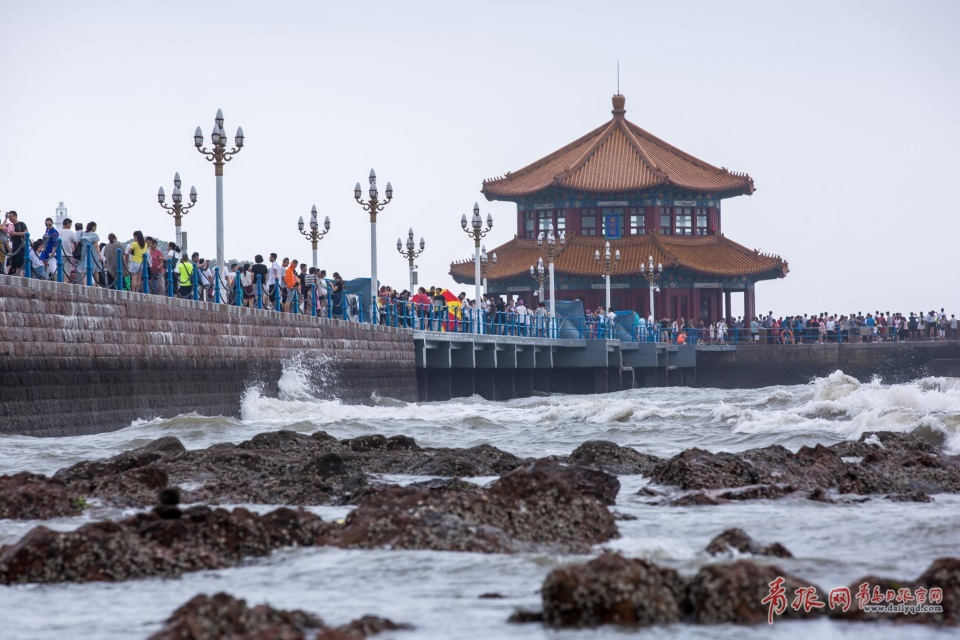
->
[2,366,960,639]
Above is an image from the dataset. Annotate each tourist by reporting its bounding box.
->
[6,211,27,275]
[266,253,280,306]
[102,233,124,288]
[28,239,46,279]
[59,219,76,265]
[175,254,193,298]
[126,230,148,293]
[74,222,100,283]
[250,255,269,305]
[167,242,181,263]
[282,258,298,312]
[39,218,59,277]
[146,237,166,295]
[316,269,329,317]
[331,272,345,318]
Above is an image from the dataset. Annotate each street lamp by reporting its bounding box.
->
[195,108,244,268]
[354,168,393,319]
[480,246,497,293]
[157,172,197,248]
[595,241,621,311]
[529,257,547,301]
[297,205,331,269]
[397,228,425,294]
[639,255,663,320]
[460,202,493,316]
[537,224,566,316]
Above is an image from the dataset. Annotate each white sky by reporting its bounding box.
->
[1,0,958,316]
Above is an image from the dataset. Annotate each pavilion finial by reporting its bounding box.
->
[612,94,626,118]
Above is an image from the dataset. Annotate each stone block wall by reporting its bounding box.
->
[0,275,416,437]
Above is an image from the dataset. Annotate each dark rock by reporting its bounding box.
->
[717,484,792,501]
[636,487,662,497]
[807,488,836,503]
[148,592,324,640]
[613,511,638,521]
[0,506,329,584]
[650,448,759,490]
[152,504,182,520]
[342,435,388,452]
[405,478,483,494]
[541,553,685,627]
[157,487,181,506]
[528,460,620,505]
[332,464,619,554]
[478,592,504,599]
[0,472,84,520]
[566,440,663,475]
[507,609,544,623]
[887,491,934,503]
[688,560,825,624]
[831,557,960,625]
[386,435,420,451]
[320,615,413,639]
[139,436,187,455]
[704,529,793,558]
[664,492,720,507]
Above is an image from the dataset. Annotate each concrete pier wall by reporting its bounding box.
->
[0,275,417,437]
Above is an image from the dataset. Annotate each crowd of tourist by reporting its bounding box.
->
[2,209,956,343]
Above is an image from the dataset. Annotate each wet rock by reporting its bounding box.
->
[318,615,413,639]
[717,484,792,501]
[0,506,329,584]
[887,491,934,503]
[507,609,544,623]
[342,434,389,452]
[528,460,620,505]
[636,486,662,497]
[386,435,420,451]
[807,488,836,503]
[565,440,663,475]
[332,463,619,554]
[650,448,760,490]
[0,472,85,520]
[664,492,720,507]
[830,557,960,625]
[688,560,825,624]
[139,436,187,455]
[704,529,793,558]
[478,592,504,599]
[148,592,324,640]
[541,553,686,627]
[157,487,181,506]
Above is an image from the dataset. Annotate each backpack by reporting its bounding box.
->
[72,236,83,260]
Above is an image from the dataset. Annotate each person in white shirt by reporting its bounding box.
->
[266,252,281,305]
[515,298,529,336]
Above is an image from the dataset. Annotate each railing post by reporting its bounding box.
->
[191,264,199,301]
[274,282,281,313]
[115,248,124,291]
[56,239,64,282]
[85,244,93,286]
[235,272,243,307]
[24,232,32,278]
[311,284,317,317]
[256,275,263,310]
[292,287,299,315]
[214,267,221,304]
[142,254,150,294]
[167,258,174,297]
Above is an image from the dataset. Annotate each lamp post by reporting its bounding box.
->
[595,241,621,311]
[529,257,547,301]
[639,255,663,320]
[354,168,393,319]
[157,172,196,248]
[396,228,425,294]
[460,202,493,312]
[537,224,566,316]
[194,109,244,269]
[297,205,331,269]
[480,246,497,293]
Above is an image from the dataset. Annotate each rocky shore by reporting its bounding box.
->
[2,428,959,631]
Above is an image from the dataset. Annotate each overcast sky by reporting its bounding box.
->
[1,1,957,315]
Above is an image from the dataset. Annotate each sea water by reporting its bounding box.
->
[1,366,959,639]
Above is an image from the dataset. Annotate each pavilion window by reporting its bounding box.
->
[660,207,672,235]
[581,209,597,236]
[630,207,645,235]
[676,207,693,236]
[538,210,554,234]
[696,207,708,235]
[523,211,536,239]
[556,209,566,232]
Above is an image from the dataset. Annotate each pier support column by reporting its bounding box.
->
[607,367,622,392]
[515,369,533,398]
[475,369,496,400]
[495,370,515,400]
[549,369,573,394]
[532,370,550,393]
[450,370,475,398]
[425,370,451,401]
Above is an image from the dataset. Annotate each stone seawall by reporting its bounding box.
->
[695,342,960,388]
[0,275,416,437]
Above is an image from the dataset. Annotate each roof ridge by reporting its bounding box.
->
[623,119,752,184]
[618,119,669,182]
[554,119,620,185]
[651,230,679,266]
